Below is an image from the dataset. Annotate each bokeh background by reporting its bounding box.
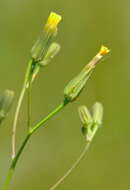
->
[0,0,130,189]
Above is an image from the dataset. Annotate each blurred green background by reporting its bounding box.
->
[0,0,130,189]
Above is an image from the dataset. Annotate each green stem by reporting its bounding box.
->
[49,142,91,190]
[27,78,31,129]
[3,101,68,190]
[30,100,68,134]
[2,134,31,190]
[2,169,14,190]
[11,59,33,159]
[49,124,100,190]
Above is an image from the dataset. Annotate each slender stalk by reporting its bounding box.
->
[12,86,26,159]
[2,168,14,190]
[30,100,69,134]
[3,101,68,190]
[11,59,33,159]
[49,142,91,190]
[27,78,31,129]
[2,134,31,190]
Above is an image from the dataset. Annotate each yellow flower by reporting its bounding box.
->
[31,12,62,62]
[99,45,110,56]
[64,45,110,102]
[45,12,62,32]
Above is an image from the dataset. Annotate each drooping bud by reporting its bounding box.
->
[0,90,14,124]
[64,46,110,102]
[31,12,62,62]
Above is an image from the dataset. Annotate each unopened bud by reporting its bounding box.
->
[0,90,14,124]
[78,105,93,140]
[39,42,61,66]
[92,102,103,126]
[78,105,93,126]
[78,102,104,142]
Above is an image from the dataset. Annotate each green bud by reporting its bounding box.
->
[78,105,93,141]
[64,46,109,102]
[78,102,104,142]
[64,66,93,102]
[31,12,62,62]
[92,102,103,126]
[39,42,61,66]
[0,90,14,124]
[78,105,93,126]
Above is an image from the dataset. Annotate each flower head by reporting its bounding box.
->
[45,12,62,33]
[31,12,62,62]
[64,45,110,102]
[99,45,110,56]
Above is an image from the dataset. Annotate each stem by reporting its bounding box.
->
[12,86,26,159]
[30,100,68,134]
[11,59,33,159]
[3,101,68,190]
[27,78,31,129]
[2,168,14,190]
[49,142,91,190]
[2,134,31,190]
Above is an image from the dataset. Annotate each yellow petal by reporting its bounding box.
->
[99,45,110,56]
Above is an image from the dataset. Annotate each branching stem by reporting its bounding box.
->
[3,100,68,190]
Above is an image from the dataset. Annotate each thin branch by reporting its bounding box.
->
[27,78,31,129]
[11,59,33,159]
[3,101,68,190]
[12,86,26,159]
[48,142,91,190]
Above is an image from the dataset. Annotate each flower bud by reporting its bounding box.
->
[78,105,93,141]
[92,102,103,126]
[64,46,109,102]
[78,102,104,142]
[39,42,61,66]
[0,90,14,124]
[78,105,93,126]
[31,12,62,62]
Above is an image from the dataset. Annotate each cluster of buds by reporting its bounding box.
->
[31,12,62,63]
[30,12,62,84]
[64,46,110,102]
[78,102,103,142]
[0,90,14,124]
